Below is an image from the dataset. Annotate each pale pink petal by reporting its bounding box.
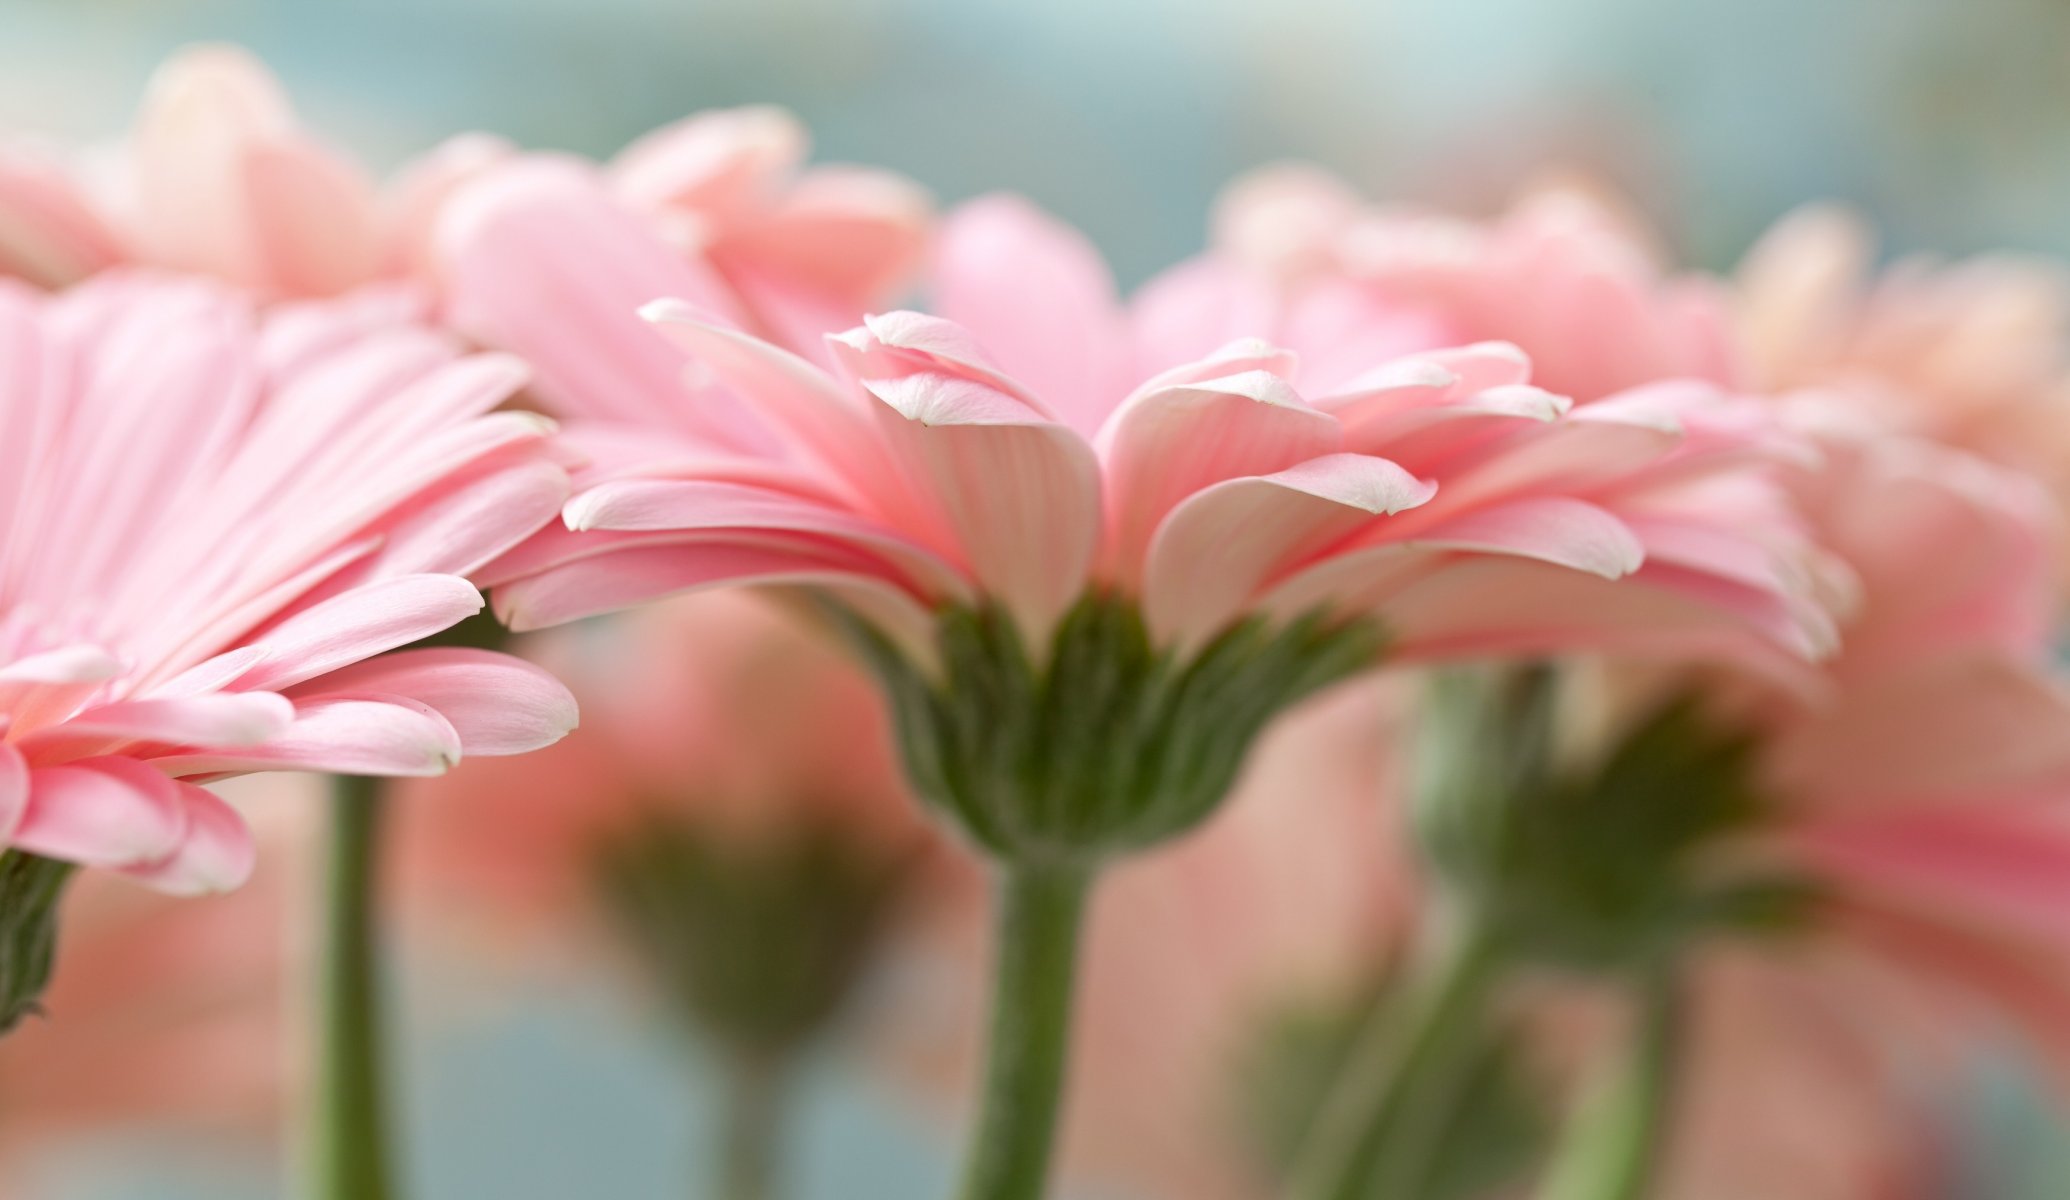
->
[564,476,972,601]
[0,743,25,841]
[639,300,917,516]
[32,692,295,750]
[1097,369,1343,582]
[1142,454,1436,645]
[714,164,932,310]
[1772,651,2070,805]
[0,644,124,685]
[0,150,124,286]
[120,783,255,895]
[288,648,576,757]
[153,695,462,778]
[435,158,755,437]
[13,758,188,868]
[853,367,1101,635]
[491,537,937,648]
[234,574,485,692]
[609,106,805,221]
[1391,496,1645,579]
[242,140,384,296]
[934,194,1130,434]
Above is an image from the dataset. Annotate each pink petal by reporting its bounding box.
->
[609,105,805,219]
[0,150,124,286]
[234,574,486,692]
[715,163,932,309]
[37,692,296,750]
[289,647,576,757]
[855,367,1101,636]
[1395,496,1644,579]
[0,743,26,842]
[0,644,124,685]
[640,301,914,513]
[933,194,1130,435]
[489,532,928,625]
[152,695,463,778]
[12,758,189,868]
[242,139,384,296]
[121,783,256,895]
[1098,369,1343,583]
[435,158,755,436]
[564,476,971,601]
[1142,454,1436,645]
[1773,651,2070,804]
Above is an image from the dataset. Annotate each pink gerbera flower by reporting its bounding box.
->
[0,272,576,900]
[467,191,1828,862]
[0,45,502,298]
[433,105,932,431]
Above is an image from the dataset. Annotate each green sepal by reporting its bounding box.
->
[822,592,1386,866]
[1417,667,1823,974]
[0,850,74,1036]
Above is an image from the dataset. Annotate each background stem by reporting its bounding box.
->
[310,774,397,1200]
[1540,967,1683,1200]
[955,862,1090,1200]
[718,1046,790,1200]
[1289,919,1504,1200]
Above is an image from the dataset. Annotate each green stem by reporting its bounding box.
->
[1289,917,1506,1200]
[955,862,1091,1200]
[1540,968,1683,1200]
[717,1046,791,1200]
[310,775,397,1200]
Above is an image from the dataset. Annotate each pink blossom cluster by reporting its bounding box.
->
[4,43,2070,1200]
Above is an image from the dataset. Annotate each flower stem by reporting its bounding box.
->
[956,862,1091,1200]
[1289,916,1506,1200]
[717,1046,791,1200]
[311,774,397,1200]
[1540,967,1683,1200]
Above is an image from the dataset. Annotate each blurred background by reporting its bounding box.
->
[3,0,2070,1196]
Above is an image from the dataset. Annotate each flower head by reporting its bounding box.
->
[1161,165,1741,403]
[0,45,503,298]
[0,272,576,901]
[477,195,1823,861]
[1736,205,2070,583]
[435,106,932,431]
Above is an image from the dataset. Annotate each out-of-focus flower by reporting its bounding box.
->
[1735,205,2070,577]
[1529,421,2070,1200]
[436,105,932,428]
[0,45,503,299]
[0,272,575,898]
[1157,164,1740,403]
[395,589,930,932]
[394,589,939,1074]
[883,679,1413,1200]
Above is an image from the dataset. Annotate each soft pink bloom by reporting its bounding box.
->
[435,106,932,426]
[0,272,576,893]
[475,195,1828,679]
[884,679,1413,1200]
[0,45,503,299]
[394,589,934,931]
[1155,165,1741,403]
[1736,205,2070,577]
[1547,423,2070,1200]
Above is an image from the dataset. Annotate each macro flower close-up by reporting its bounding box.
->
[5,4,2070,1200]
